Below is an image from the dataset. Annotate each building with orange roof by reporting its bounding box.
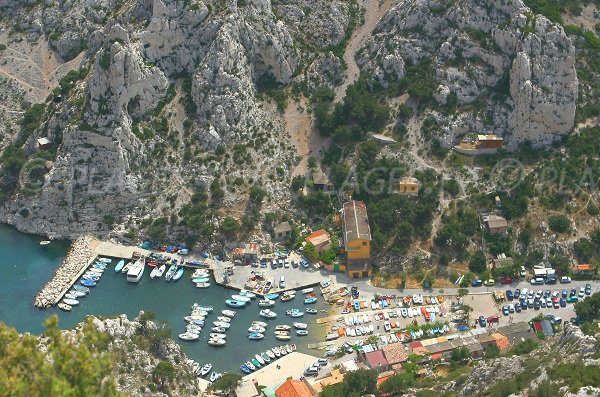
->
[308,369,344,394]
[275,379,313,397]
[572,263,594,273]
[381,343,409,365]
[490,333,510,351]
[304,229,332,254]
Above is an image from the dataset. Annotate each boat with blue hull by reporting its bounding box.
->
[225,300,246,308]
[114,259,126,272]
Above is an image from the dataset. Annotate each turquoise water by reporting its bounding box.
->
[0,224,328,373]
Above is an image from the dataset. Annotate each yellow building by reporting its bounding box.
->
[342,200,372,279]
[398,176,419,196]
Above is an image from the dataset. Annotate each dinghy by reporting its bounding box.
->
[248,333,264,340]
[239,290,256,298]
[149,266,160,279]
[209,371,220,382]
[216,316,231,322]
[207,339,226,346]
[231,294,251,302]
[64,293,79,300]
[99,258,112,263]
[248,325,266,333]
[178,332,200,341]
[259,309,277,319]
[304,297,317,304]
[240,364,251,374]
[306,308,318,314]
[156,264,166,278]
[114,259,126,272]
[301,288,314,294]
[212,327,226,333]
[165,265,177,281]
[265,293,280,300]
[81,280,96,287]
[296,330,309,336]
[62,298,79,306]
[209,333,226,339]
[258,299,275,307]
[68,290,86,298]
[252,321,268,328]
[275,334,291,341]
[225,300,246,308]
[255,354,265,365]
[195,282,210,288]
[213,321,231,329]
[57,303,72,311]
[245,361,256,371]
[274,330,289,336]
[221,310,236,318]
[261,352,271,363]
[293,322,308,329]
[266,349,275,359]
[121,262,131,273]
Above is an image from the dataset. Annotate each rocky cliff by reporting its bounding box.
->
[0,0,582,240]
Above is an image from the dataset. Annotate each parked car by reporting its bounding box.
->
[559,298,566,307]
[520,266,527,278]
[579,288,585,298]
[487,315,499,324]
[560,276,572,284]
[561,290,568,298]
[545,277,557,285]
[570,288,577,296]
[479,316,487,327]
[291,260,298,268]
[550,316,562,325]
[471,279,483,287]
[566,295,578,303]
[506,290,514,300]
[533,300,541,309]
[514,304,522,313]
[514,289,521,299]
[530,278,544,285]
[300,259,310,269]
[585,284,592,295]
[544,290,551,298]
[500,277,513,284]
[484,279,496,287]
[502,305,510,315]
[284,260,290,269]
[552,298,560,309]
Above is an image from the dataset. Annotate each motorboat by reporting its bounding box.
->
[245,361,256,371]
[73,285,89,293]
[121,261,131,274]
[80,280,96,287]
[260,352,271,363]
[210,371,221,382]
[259,309,277,319]
[275,325,291,331]
[264,279,273,293]
[187,324,202,334]
[192,303,213,312]
[114,259,126,272]
[301,288,314,294]
[293,322,308,330]
[304,297,317,304]
[240,364,251,374]
[265,293,280,300]
[62,298,79,306]
[286,310,304,318]
[172,267,184,281]
[207,339,226,346]
[195,282,210,288]
[274,330,289,336]
[216,316,231,323]
[57,303,72,311]
[89,268,104,274]
[231,295,251,302]
[221,310,236,318]
[287,345,294,353]
[190,310,209,316]
[200,364,212,376]
[225,300,246,308]
[275,334,291,341]
[251,358,261,368]
[248,325,266,333]
[126,258,145,283]
[149,266,160,279]
[64,293,79,300]
[296,330,309,336]
[209,333,226,339]
[258,299,275,307]
[68,290,86,298]
[252,321,268,328]
[305,308,318,314]
[156,264,166,278]
[165,265,177,281]
[248,332,265,340]
[98,258,112,263]
[178,332,200,341]
[40,240,51,245]
[212,327,226,333]
[184,315,205,322]
[213,321,231,329]
[265,349,275,359]
[255,354,265,365]
[146,261,158,268]
[280,293,295,302]
[192,277,210,283]
[239,290,256,298]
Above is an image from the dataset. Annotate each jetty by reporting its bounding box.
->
[34,236,96,308]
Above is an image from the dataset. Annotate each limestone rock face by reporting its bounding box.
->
[359,0,577,147]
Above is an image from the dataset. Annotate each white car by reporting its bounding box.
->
[383,321,391,332]
[560,276,572,284]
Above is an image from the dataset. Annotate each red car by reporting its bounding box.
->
[500,277,513,284]
[487,315,499,324]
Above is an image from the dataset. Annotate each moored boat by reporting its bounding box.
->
[245,361,256,371]
[231,294,251,302]
[121,261,131,273]
[293,322,308,330]
[62,298,79,306]
[252,321,268,328]
[68,289,86,297]
[156,264,166,278]
[296,329,309,336]
[248,332,265,340]
[301,287,314,294]
[149,266,160,279]
[40,240,51,245]
[305,308,318,314]
[239,290,256,298]
[114,259,126,272]
[73,285,89,293]
[192,277,210,283]
[261,352,271,362]
[64,293,79,300]
[251,358,261,368]
[195,282,210,288]
[213,321,231,329]
[265,293,280,300]
[57,303,72,311]
[222,310,236,318]
[259,309,277,319]
[255,354,265,365]
[240,364,251,374]
[216,316,231,322]
[207,339,226,346]
[98,258,112,263]
[80,280,96,287]
[276,334,291,341]
[275,325,291,331]
[225,299,246,308]
[248,325,266,333]
[212,327,226,333]
[172,267,184,281]
[209,333,226,339]
[266,349,275,359]
[304,297,317,304]
[274,330,289,336]
[200,363,212,376]
[165,265,177,281]
[258,299,275,307]
[126,258,145,283]
[178,332,200,341]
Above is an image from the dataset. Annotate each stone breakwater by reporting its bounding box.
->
[34,236,94,309]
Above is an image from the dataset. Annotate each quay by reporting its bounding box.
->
[242,352,318,387]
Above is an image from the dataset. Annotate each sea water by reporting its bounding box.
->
[0,224,328,373]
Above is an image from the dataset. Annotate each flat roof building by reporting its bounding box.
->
[341,200,372,279]
[274,221,292,240]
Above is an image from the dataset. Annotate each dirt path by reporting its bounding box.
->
[333,0,396,104]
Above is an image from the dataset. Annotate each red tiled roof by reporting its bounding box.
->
[275,379,312,397]
[572,264,593,271]
[365,350,388,369]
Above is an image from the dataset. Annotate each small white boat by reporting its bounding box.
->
[196,282,210,288]
[178,332,200,341]
[57,303,71,311]
[150,266,160,279]
[275,325,291,331]
[222,310,236,318]
[210,371,220,382]
[89,268,104,274]
[40,240,51,245]
[212,327,226,333]
[156,264,166,278]
[293,322,308,330]
[301,288,314,294]
[184,315,205,322]
[216,316,231,323]
[266,349,275,359]
[258,299,275,307]
[98,258,112,263]
[274,330,289,336]
[259,309,277,319]
[68,290,86,298]
[213,321,230,329]
[252,321,268,328]
[121,261,131,274]
[231,295,251,302]
[209,333,226,339]
[190,310,209,316]
[187,324,202,334]
[255,354,265,365]
[62,298,79,306]
[240,290,256,298]
[64,293,79,300]
[248,325,266,333]
[200,363,212,376]
[208,339,226,346]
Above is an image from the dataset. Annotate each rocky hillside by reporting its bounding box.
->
[0,0,590,246]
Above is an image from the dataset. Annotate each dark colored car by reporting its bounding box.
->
[479,316,487,327]
[514,289,521,299]
[570,288,577,296]
[500,277,513,284]
[534,300,541,309]
[502,306,510,315]
[506,290,514,301]
[514,304,522,313]
[472,279,483,287]
[521,301,528,310]
[544,290,551,298]
[545,277,557,284]
[559,298,566,307]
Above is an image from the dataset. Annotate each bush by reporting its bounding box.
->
[509,339,538,356]
[219,217,240,238]
[548,215,571,233]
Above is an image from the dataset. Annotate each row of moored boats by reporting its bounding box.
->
[58,257,113,311]
[239,344,296,374]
